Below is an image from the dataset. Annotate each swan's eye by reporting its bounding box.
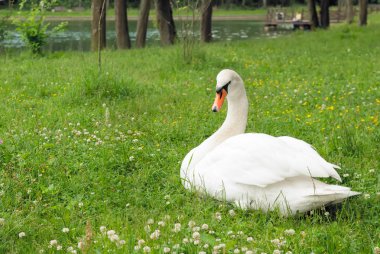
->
[216,81,231,94]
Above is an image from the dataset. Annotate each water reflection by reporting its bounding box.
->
[2,20,289,51]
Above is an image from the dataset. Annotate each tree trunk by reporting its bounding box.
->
[115,0,131,49]
[346,0,354,24]
[91,0,107,51]
[155,0,176,46]
[200,0,213,43]
[319,0,330,28]
[359,0,368,26]
[136,0,151,48]
[308,0,319,27]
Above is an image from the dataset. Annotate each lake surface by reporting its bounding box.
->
[2,19,289,51]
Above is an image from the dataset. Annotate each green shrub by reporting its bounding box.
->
[12,0,66,55]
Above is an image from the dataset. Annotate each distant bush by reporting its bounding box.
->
[12,0,66,55]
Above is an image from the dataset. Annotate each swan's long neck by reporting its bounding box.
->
[192,85,248,165]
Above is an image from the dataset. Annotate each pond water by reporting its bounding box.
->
[2,19,289,51]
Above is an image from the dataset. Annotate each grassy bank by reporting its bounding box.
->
[0,14,380,254]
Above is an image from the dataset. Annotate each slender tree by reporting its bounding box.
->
[155,0,176,46]
[359,0,368,26]
[91,0,106,51]
[345,0,354,24]
[319,0,330,28]
[136,0,151,48]
[308,0,319,28]
[115,0,131,49]
[200,0,213,43]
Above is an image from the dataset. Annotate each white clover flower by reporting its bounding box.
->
[374,247,380,254]
[286,251,293,254]
[138,239,145,247]
[129,156,135,162]
[241,247,248,252]
[194,239,200,245]
[343,173,350,177]
[188,220,196,228]
[143,246,151,253]
[173,244,180,249]
[107,230,116,237]
[150,229,160,240]
[234,248,240,253]
[183,238,189,244]
[158,221,165,227]
[173,223,181,233]
[62,228,69,233]
[78,202,83,208]
[364,193,371,199]
[284,229,295,236]
[273,250,281,254]
[144,225,151,232]
[229,209,236,217]
[201,224,209,230]
[163,247,171,253]
[369,169,375,173]
[56,245,62,251]
[192,232,201,240]
[19,232,26,238]
[100,226,107,233]
[0,218,5,225]
[246,251,254,254]
[78,241,85,249]
[134,246,141,251]
[147,218,154,225]
[50,240,58,246]
[109,234,120,242]
[199,251,206,254]
[227,230,234,235]
[203,244,209,248]
[215,212,222,221]
[192,226,200,232]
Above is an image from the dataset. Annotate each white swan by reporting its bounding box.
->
[181,69,359,215]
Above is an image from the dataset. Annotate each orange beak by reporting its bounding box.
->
[212,89,227,112]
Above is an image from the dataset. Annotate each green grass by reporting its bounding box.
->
[1,14,380,254]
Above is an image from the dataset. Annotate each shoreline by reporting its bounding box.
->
[44,15,267,22]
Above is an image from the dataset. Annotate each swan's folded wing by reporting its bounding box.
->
[194,133,341,188]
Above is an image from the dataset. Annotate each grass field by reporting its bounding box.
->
[0,14,380,254]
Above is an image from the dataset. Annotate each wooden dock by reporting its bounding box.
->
[264,8,311,31]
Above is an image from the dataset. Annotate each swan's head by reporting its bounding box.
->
[212,69,244,112]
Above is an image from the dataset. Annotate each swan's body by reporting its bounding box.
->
[180,69,359,215]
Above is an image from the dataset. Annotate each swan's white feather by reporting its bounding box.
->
[180,69,359,215]
[190,133,341,188]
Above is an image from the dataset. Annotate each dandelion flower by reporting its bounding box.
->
[19,232,26,238]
